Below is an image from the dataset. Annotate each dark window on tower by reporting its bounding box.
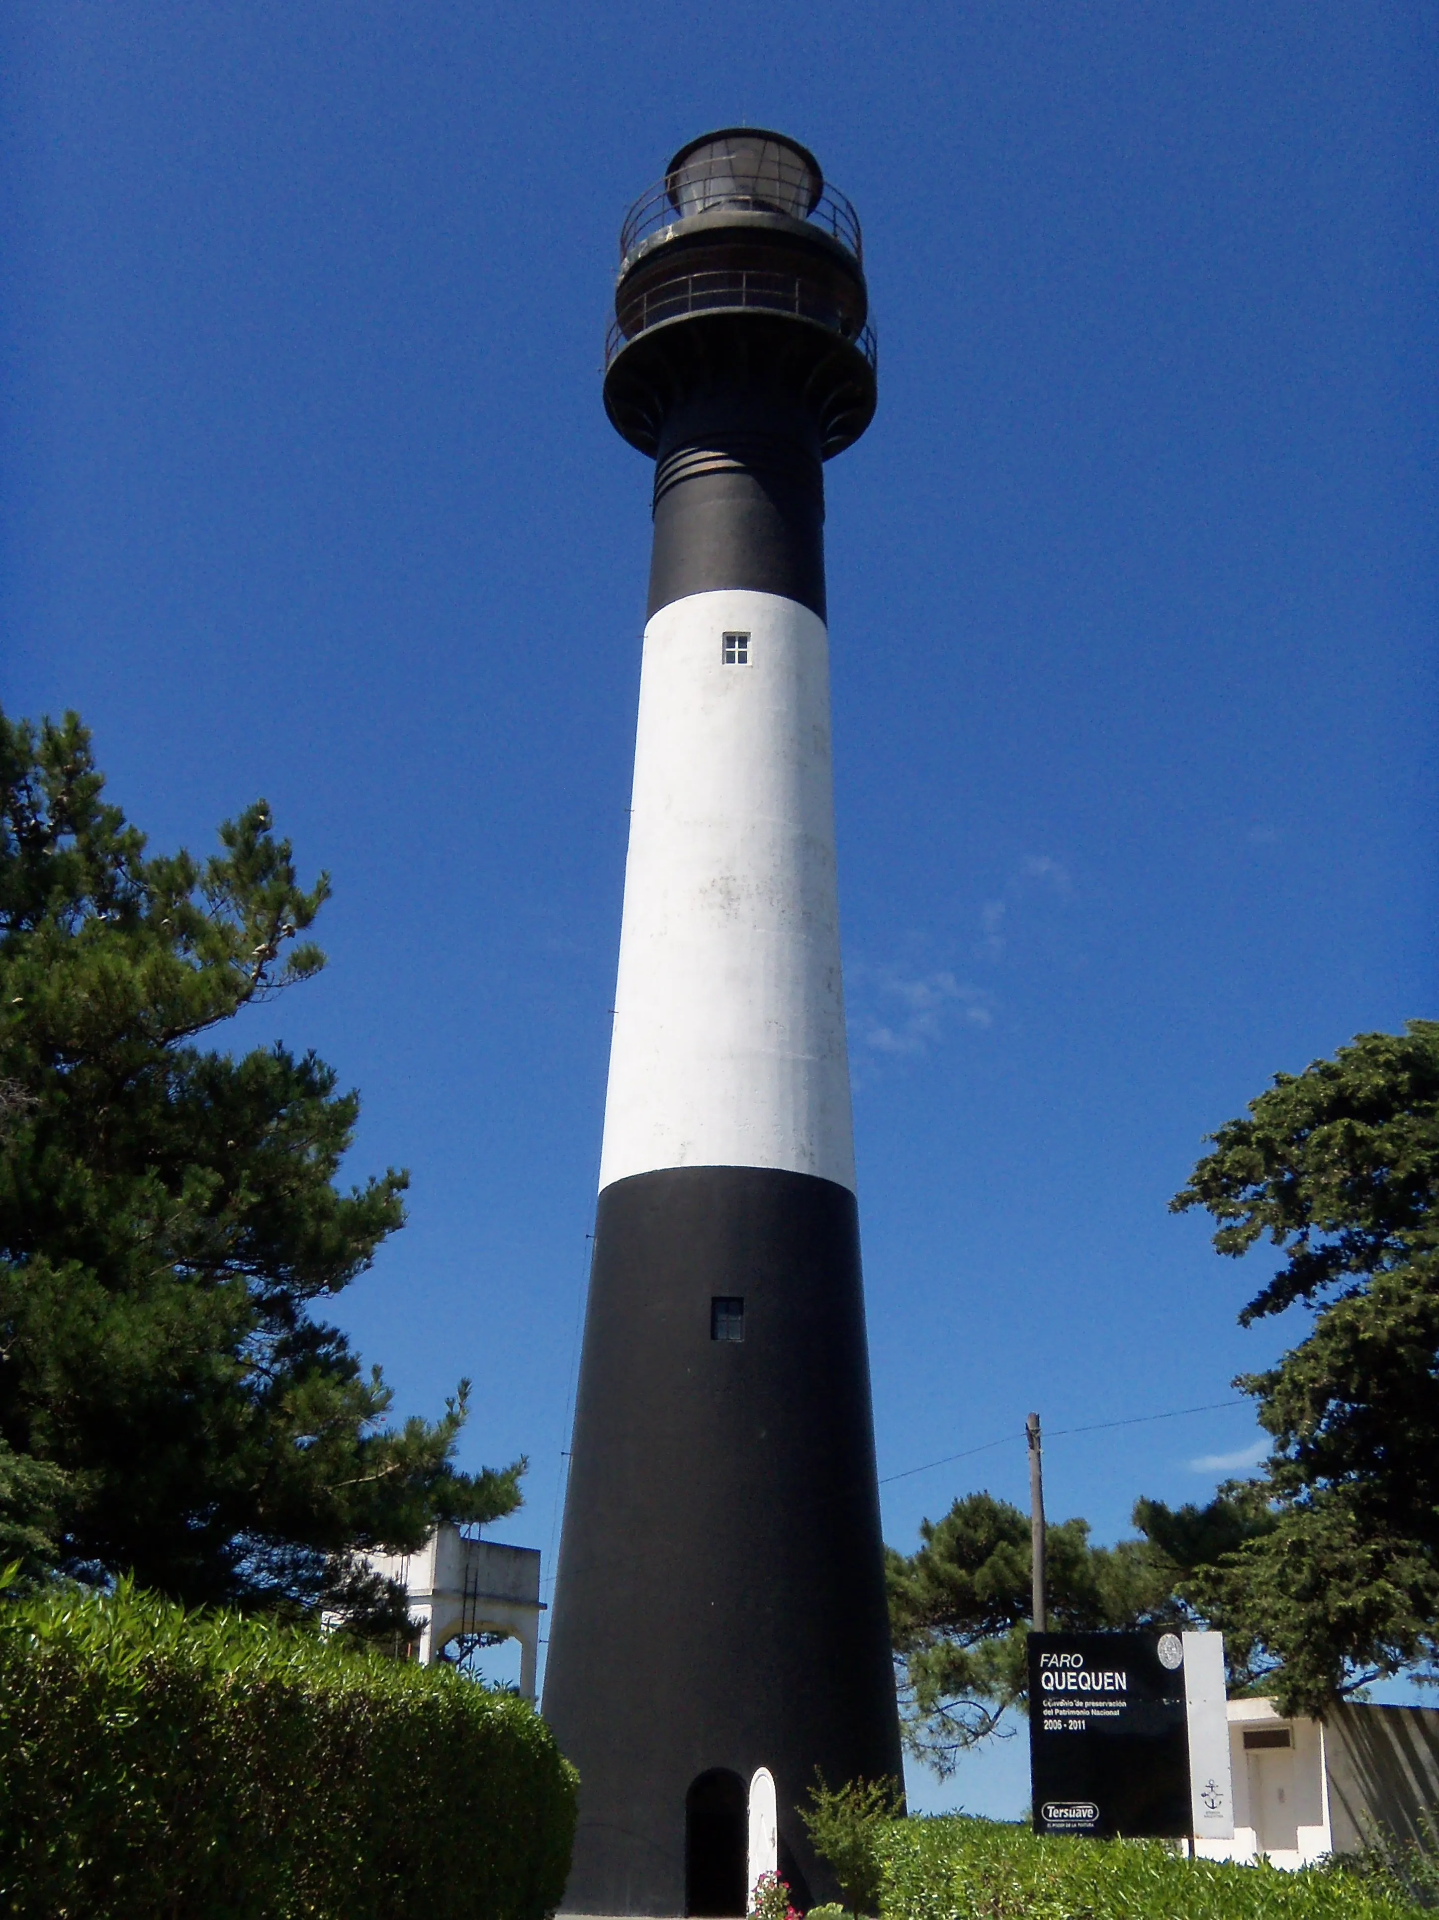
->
[711,1296,745,1342]
[722,632,750,665]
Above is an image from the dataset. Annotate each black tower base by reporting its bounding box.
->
[543,1166,901,1915]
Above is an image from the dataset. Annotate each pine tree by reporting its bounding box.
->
[0,709,521,1611]
[887,1491,1182,1774]
[1142,1022,1439,1715]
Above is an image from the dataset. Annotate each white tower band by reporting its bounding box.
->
[544,131,901,1918]
[601,588,854,1197]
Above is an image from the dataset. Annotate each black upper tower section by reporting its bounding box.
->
[603,127,876,461]
[603,130,878,623]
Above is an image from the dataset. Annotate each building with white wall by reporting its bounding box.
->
[369,1526,543,1699]
[1198,1696,1439,1868]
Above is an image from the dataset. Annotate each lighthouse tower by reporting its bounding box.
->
[543,130,901,1918]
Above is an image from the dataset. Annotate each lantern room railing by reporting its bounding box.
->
[605,268,877,372]
[618,165,864,268]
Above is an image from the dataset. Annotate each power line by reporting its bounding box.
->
[877,1398,1248,1487]
[1048,1399,1248,1443]
[879,1434,1012,1486]
[538,1398,1252,1588]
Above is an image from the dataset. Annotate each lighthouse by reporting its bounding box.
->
[543,130,901,1917]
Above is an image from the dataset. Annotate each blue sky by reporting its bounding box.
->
[4,2,1434,1816]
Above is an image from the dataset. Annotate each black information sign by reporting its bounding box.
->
[1028,1631,1190,1838]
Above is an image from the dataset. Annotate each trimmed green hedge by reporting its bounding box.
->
[876,1815,1427,1920]
[0,1581,577,1920]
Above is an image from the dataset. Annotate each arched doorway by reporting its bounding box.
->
[436,1627,522,1691]
[686,1769,747,1916]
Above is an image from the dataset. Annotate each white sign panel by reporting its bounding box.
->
[1182,1630,1234,1839]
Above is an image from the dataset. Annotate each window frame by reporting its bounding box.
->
[710,1295,745,1343]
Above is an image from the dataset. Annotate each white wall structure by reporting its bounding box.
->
[747,1767,778,1907]
[1196,1697,1439,1868]
[1196,1698,1334,1867]
[369,1527,543,1699]
[598,588,856,1196]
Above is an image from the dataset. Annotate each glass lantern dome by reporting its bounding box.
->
[665,129,823,221]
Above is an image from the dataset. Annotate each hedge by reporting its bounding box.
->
[0,1580,577,1920]
[874,1815,1428,1920]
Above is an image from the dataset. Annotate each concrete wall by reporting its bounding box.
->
[1326,1704,1439,1853]
[369,1528,543,1698]
[1204,1697,1330,1868]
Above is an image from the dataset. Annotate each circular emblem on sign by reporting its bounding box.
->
[1157,1632,1184,1670]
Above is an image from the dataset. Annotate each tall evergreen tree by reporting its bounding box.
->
[0,710,521,1611]
[1141,1022,1439,1716]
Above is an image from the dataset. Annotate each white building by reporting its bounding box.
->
[1197,1695,1439,1868]
[369,1526,543,1699]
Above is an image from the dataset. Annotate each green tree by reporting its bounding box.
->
[887,1491,1182,1775]
[1129,1483,1278,1695]
[1144,1021,1439,1717]
[0,709,522,1612]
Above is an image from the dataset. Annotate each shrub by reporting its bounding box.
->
[874,1814,1429,1920]
[0,1579,577,1919]
[1321,1813,1439,1912]
[802,1776,905,1916]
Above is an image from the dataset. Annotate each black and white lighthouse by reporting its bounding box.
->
[543,130,901,1917]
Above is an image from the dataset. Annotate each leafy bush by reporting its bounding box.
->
[1321,1813,1439,1911]
[873,1814,1428,1920]
[0,1579,577,1919]
[801,1776,905,1915]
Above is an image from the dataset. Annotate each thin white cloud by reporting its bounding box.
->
[866,1024,925,1055]
[1022,854,1072,894]
[980,900,1007,957]
[886,969,960,1012]
[861,968,993,1055]
[979,854,1072,959]
[1189,1438,1269,1474]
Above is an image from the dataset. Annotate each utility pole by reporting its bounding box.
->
[1027,1412,1046,1633]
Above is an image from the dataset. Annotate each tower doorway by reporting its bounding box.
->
[686,1769,748,1916]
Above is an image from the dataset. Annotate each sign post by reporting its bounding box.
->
[1028,1630,1232,1842]
[1181,1630,1235,1846]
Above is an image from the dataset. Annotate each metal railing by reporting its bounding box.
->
[605,268,877,370]
[618,166,863,267]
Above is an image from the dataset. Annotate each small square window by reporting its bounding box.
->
[711,1296,745,1342]
[722,632,750,666]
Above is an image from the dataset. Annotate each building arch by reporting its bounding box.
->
[368,1528,543,1700]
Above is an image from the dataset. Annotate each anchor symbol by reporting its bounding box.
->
[1200,1779,1224,1814]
